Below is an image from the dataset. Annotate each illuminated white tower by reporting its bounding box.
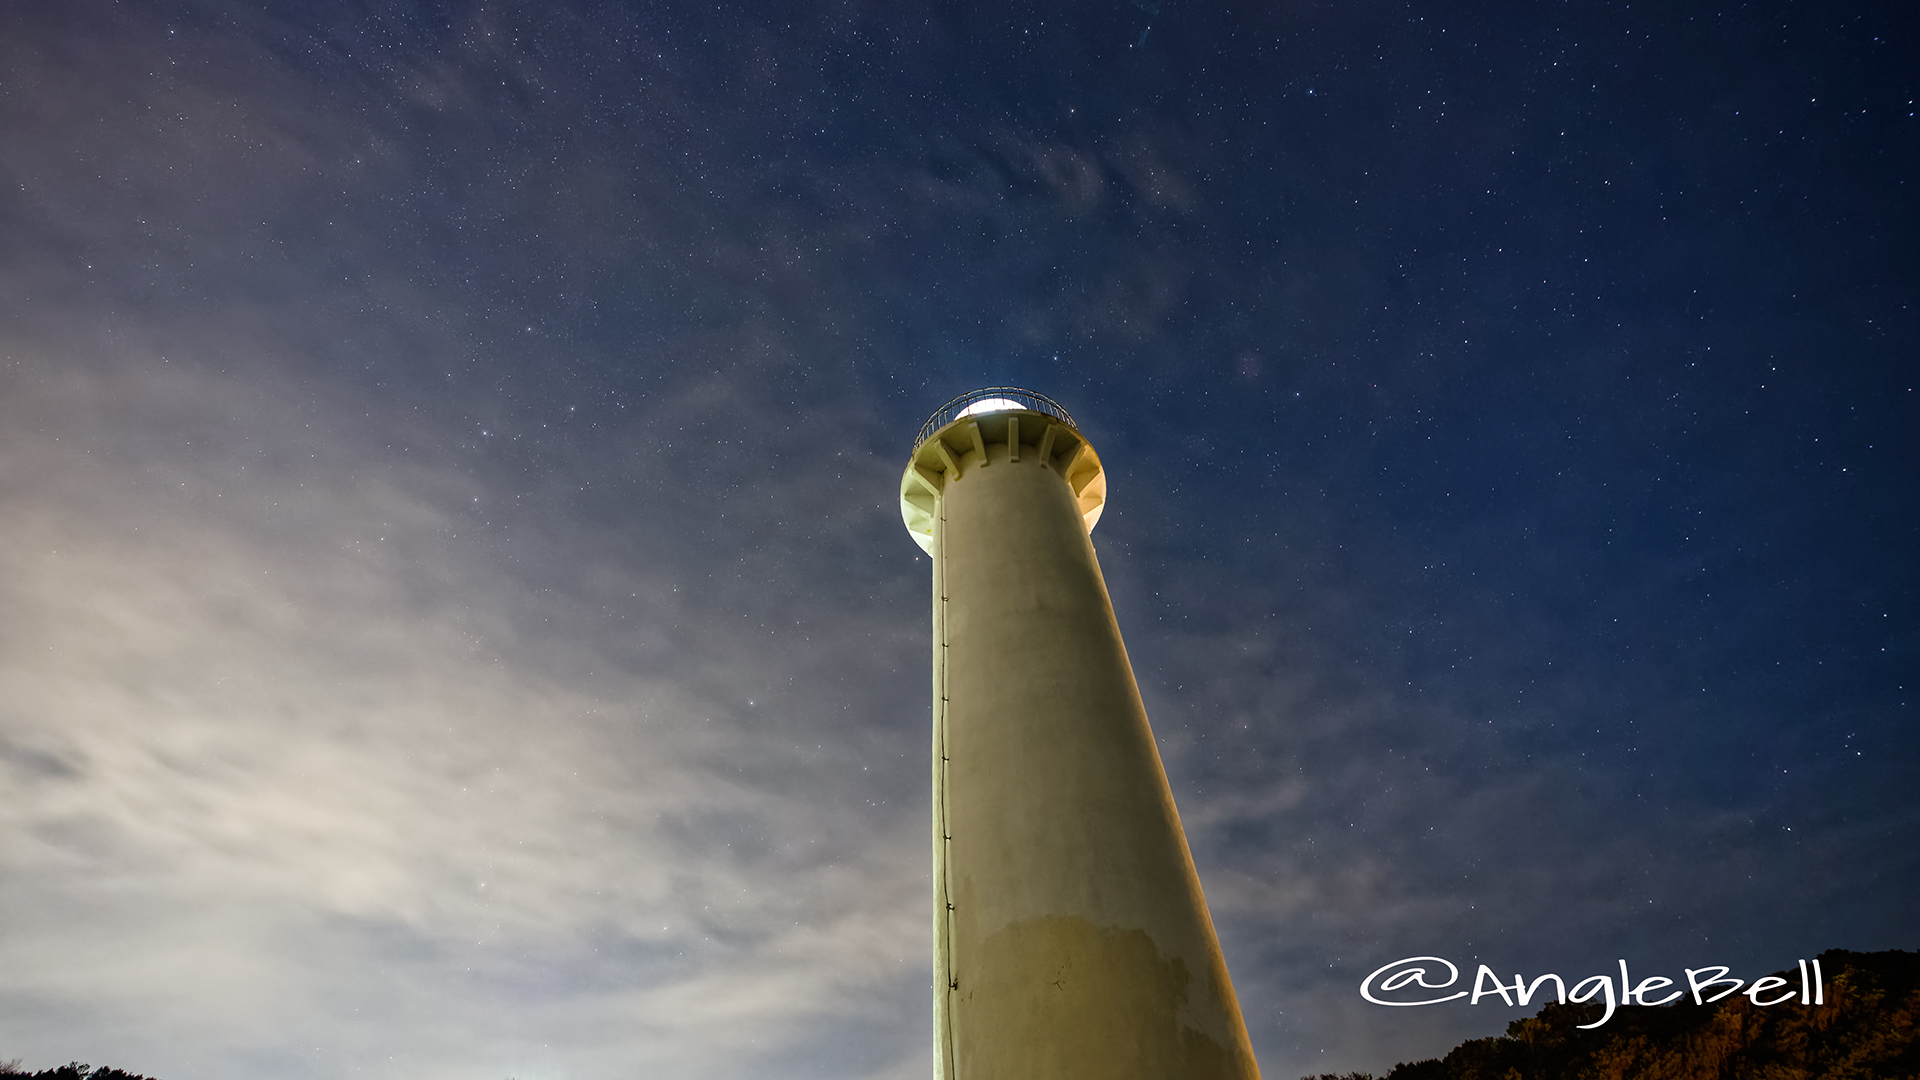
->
[900,388,1261,1080]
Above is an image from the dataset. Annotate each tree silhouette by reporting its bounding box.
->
[0,1064,159,1080]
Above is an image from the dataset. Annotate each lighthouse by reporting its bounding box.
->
[899,388,1261,1080]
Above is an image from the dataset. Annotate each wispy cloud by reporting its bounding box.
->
[0,334,930,1078]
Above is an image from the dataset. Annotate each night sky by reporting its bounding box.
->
[1,1,1915,1078]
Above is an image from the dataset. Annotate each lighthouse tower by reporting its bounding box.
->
[899,388,1261,1080]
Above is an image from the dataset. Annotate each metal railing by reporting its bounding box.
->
[913,387,1076,451]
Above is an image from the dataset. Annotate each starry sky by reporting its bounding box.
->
[1,1,1914,1078]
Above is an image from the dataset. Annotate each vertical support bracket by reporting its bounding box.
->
[932,440,962,481]
[1037,423,1060,471]
[1061,441,1089,487]
[966,421,988,468]
[1007,415,1020,462]
[908,465,942,496]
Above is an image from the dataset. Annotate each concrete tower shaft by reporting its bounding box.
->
[900,391,1260,1080]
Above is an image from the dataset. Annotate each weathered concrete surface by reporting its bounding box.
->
[903,409,1260,1080]
[963,916,1245,1080]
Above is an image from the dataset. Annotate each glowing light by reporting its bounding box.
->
[959,397,1026,418]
